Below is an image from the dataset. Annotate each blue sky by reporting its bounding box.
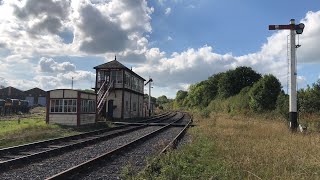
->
[0,0,319,98]
[149,0,319,55]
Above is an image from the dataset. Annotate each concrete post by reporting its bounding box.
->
[289,19,298,131]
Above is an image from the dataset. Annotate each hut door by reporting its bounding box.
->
[107,100,113,118]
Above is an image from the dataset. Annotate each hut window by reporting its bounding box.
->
[98,71,104,81]
[125,101,129,111]
[111,71,116,82]
[64,99,77,112]
[81,100,96,113]
[133,102,137,111]
[132,77,136,90]
[50,99,76,113]
[116,71,123,83]
[88,100,96,112]
[125,73,131,86]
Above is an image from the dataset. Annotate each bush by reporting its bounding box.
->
[218,66,261,98]
[200,108,210,118]
[249,75,281,112]
[276,92,289,119]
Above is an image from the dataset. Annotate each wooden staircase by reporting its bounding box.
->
[97,80,114,117]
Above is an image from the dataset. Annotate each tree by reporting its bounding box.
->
[249,74,281,111]
[79,89,95,93]
[298,79,320,113]
[144,94,157,106]
[218,66,261,98]
[157,95,169,106]
[174,90,188,107]
[176,90,188,102]
[276,91,289,118]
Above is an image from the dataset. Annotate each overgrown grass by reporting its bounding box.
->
[0,113,111,148]
[134,112,320,179]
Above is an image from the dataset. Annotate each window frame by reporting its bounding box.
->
[81,99,96,113]
[50,99,77,113]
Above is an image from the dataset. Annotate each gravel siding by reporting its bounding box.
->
[0,126,161,180]
[80,127,184,180]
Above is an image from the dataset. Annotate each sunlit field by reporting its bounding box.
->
[136,112,320,179]
[0,108,110,148]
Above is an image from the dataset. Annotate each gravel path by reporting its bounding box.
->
[78,127,185,180]
[0,126,162,180]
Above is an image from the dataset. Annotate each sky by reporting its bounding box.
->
[0,0,319,98]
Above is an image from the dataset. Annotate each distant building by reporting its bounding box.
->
[143,100,155,117]
[25,87,47,107]
[93,58,145,119]
[0,86,25,99]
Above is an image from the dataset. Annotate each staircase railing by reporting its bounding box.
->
[97,80,107,101]
[97,80,113,114]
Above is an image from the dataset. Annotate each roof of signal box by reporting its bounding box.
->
[93,58,146,81]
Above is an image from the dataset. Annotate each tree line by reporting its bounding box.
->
[156,66,320,119]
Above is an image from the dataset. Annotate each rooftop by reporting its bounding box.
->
[94,58,145,81]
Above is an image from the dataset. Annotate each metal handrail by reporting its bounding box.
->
[97,80,107,101]
[97,81,113,113]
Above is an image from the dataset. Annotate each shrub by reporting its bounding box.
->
[249,75,281,112]
[276,91,289,119]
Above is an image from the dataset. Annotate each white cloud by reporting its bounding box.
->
[0,0,320,99]
[297,11,320,63]
[165,7,171,15]
[0,0,153,56]
[134,46,236,89]
[133,10,320,97]
[36,57,95,90]
[0,0,152,90]
[38,57,76,73]
[0,77,8,87]
[157,0,166,6]
[297,75,307,89]
[73,0,153,54]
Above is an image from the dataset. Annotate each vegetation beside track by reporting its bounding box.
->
[127,66,320,179]
[133,112,320,179]
[0,107,111,148]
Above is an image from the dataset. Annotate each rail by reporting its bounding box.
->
[0,112,176,172]
[45,113,185,180]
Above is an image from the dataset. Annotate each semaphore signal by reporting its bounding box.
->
[269,19,305,132]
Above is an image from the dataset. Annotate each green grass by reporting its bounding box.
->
[131,112,320,180]
[130,117,230,180]
[0,113,111,148]
[135,138,229,180]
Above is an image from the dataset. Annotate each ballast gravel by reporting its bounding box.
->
[0,126,162,180]
[79,127,185,180]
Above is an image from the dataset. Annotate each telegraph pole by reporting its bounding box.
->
[71,77,74,89]
[145,77,153,117]
[269,19,305,131]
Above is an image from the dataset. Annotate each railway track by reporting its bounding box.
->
[46,112,191,179]
[0,111,191,179]
[0,112,175,172]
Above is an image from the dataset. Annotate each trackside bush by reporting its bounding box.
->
[276,91,289,119]
[249,75,281,112]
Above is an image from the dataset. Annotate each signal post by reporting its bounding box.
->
[269,19,305,131]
